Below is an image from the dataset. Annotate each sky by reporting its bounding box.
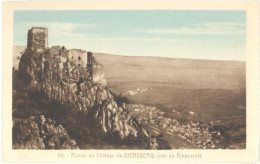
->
[14,10,246,61]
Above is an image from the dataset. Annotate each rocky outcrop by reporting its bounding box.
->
[17,44,157,148]
[13,115,79,149]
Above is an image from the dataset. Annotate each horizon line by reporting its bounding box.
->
[14,45,246,63]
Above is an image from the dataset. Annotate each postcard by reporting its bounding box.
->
[2,1,259,163]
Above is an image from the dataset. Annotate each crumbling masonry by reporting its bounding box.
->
[27,27,48,51]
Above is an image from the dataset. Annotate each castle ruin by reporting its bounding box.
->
[15,27,156,149]
[27,27,48,51]
[25,27,105,84]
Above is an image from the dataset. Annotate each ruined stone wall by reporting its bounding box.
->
[27,27,48,50]
[92,57,106,84]
[67,50,106,84]
[68,49,87,67]
[25,27,105,85]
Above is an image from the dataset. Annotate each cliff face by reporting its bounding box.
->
[16,45,156,149]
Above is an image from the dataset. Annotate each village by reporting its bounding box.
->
[127,104,225,149]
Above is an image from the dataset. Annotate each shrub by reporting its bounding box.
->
[110,91,130,106]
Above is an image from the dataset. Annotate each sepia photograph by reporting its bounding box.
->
[12,10,246,150]
[2,1,259,163]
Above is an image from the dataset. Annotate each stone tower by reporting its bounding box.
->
[27,27,48,50]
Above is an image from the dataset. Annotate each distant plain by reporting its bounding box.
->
[94,53,246,126]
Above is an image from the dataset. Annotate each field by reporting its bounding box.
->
[94,53,246,125]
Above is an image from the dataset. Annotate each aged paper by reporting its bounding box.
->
[2,1,259,163]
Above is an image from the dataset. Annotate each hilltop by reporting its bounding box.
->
[94,53,245,90]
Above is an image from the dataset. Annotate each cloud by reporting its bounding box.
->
[14,21,109,47]
[15,21,99,37]
[74,37,200,45]
[139,22,246,35]
[81,37,162,42]
[14,21,245,61]
[14,21,203,47]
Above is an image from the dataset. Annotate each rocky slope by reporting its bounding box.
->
[15,46,158,149]
[13,115,79,149]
